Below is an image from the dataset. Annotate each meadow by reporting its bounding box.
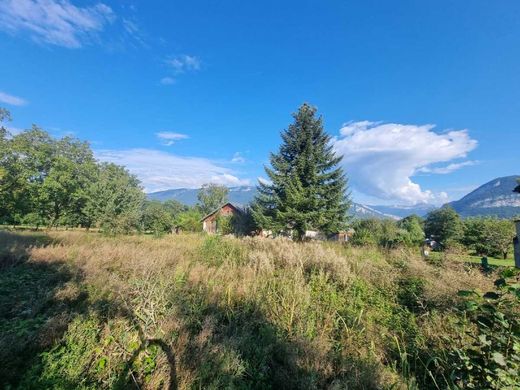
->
[0,230,518,389]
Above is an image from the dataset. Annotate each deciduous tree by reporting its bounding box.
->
[424,206,463,248]
[197,183,229,215]
[84,163,144,234]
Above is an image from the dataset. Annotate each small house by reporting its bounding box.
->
[330,229,356,242]
[201,203,242,234]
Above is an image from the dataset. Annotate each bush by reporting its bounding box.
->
[449,272,520,389]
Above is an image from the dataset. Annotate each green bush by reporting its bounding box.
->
[450,272,520,389]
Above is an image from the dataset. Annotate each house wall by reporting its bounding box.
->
[202,204,239,234]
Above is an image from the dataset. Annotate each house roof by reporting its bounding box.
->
[200,202,242,222]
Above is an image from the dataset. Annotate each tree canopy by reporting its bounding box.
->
[197,183,229,215]
[424,206,463,248]
[252,104,350,240]
[0,108,145,233]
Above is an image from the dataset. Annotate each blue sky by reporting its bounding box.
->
[0,0,519,205]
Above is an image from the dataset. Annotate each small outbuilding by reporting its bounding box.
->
[330,229,356,242]
[201,203,242,234]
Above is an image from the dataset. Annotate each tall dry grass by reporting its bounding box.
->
[0,230,496,389]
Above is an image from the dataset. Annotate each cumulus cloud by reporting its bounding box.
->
[165,55,201,73]
[156,131,188,146]
[95,148,250,192]
[333,121,477,205]
[418,160,478,174]
[0,91,27,106]
[0,0,115,48]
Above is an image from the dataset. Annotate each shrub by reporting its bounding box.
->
[449,271,520,389]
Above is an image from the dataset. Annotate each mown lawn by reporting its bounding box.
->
[428,251,515,267]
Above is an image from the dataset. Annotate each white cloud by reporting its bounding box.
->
[0,91,28,106]
[155,131,188,146]
[0,0,114,48]
[160,77,175,85]
[418,160,478,174]
[165,55,201,73]
[231,152,245,163]
[95,148,250,192]
[333,121,478,205]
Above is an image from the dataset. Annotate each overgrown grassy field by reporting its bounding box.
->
[0,230,516,389]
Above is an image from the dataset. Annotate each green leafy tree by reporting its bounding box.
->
[84,163,144,234]
[484,219,516,259]
[462,217,486,252]
[424,206,463,249]
[464,218,515,259]
[163,199,188,218]
[350,218,381,246]
[252,104,350,240]
[141,200,175,235]
[0,109,11,222]
[514,178,520,193]
[1,126,56,224]
[397,214,425,246]
[197,183,229,215]
[38,138,97,228]
[175,209,203,232]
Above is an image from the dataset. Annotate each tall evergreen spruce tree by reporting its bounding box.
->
[252,104,350,240]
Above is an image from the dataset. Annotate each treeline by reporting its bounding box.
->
[0,109,212,234]
[351,206,517,258]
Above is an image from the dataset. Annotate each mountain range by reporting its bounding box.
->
[147,175,520,220]
[446,175,520,218]
[147,186,434,219]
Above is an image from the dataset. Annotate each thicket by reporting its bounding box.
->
[350,210,516,260]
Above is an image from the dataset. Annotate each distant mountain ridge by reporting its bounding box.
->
[147,186,425,220]
[446,175,520,218]
[147,176,520,220]
[147,186,256,206]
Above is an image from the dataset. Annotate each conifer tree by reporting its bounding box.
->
[252,103,350,240]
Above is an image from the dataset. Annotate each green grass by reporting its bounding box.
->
[0,230,517,389]
[428,250,515,267]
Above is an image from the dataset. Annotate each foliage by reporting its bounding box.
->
[463,217,516,258]
[83,163,144,234]
[350,217,424,248]
[514,178,520,193]
[197,183,229,215]
[424,206,463,249]
[141,200,175,235]
[397,214,425,246]
[451,272,520,389]
[175,209,203,232]
[215,214,233,235]
[215,208,256,236]
[252,103,350,240]
[0,111,145,233]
